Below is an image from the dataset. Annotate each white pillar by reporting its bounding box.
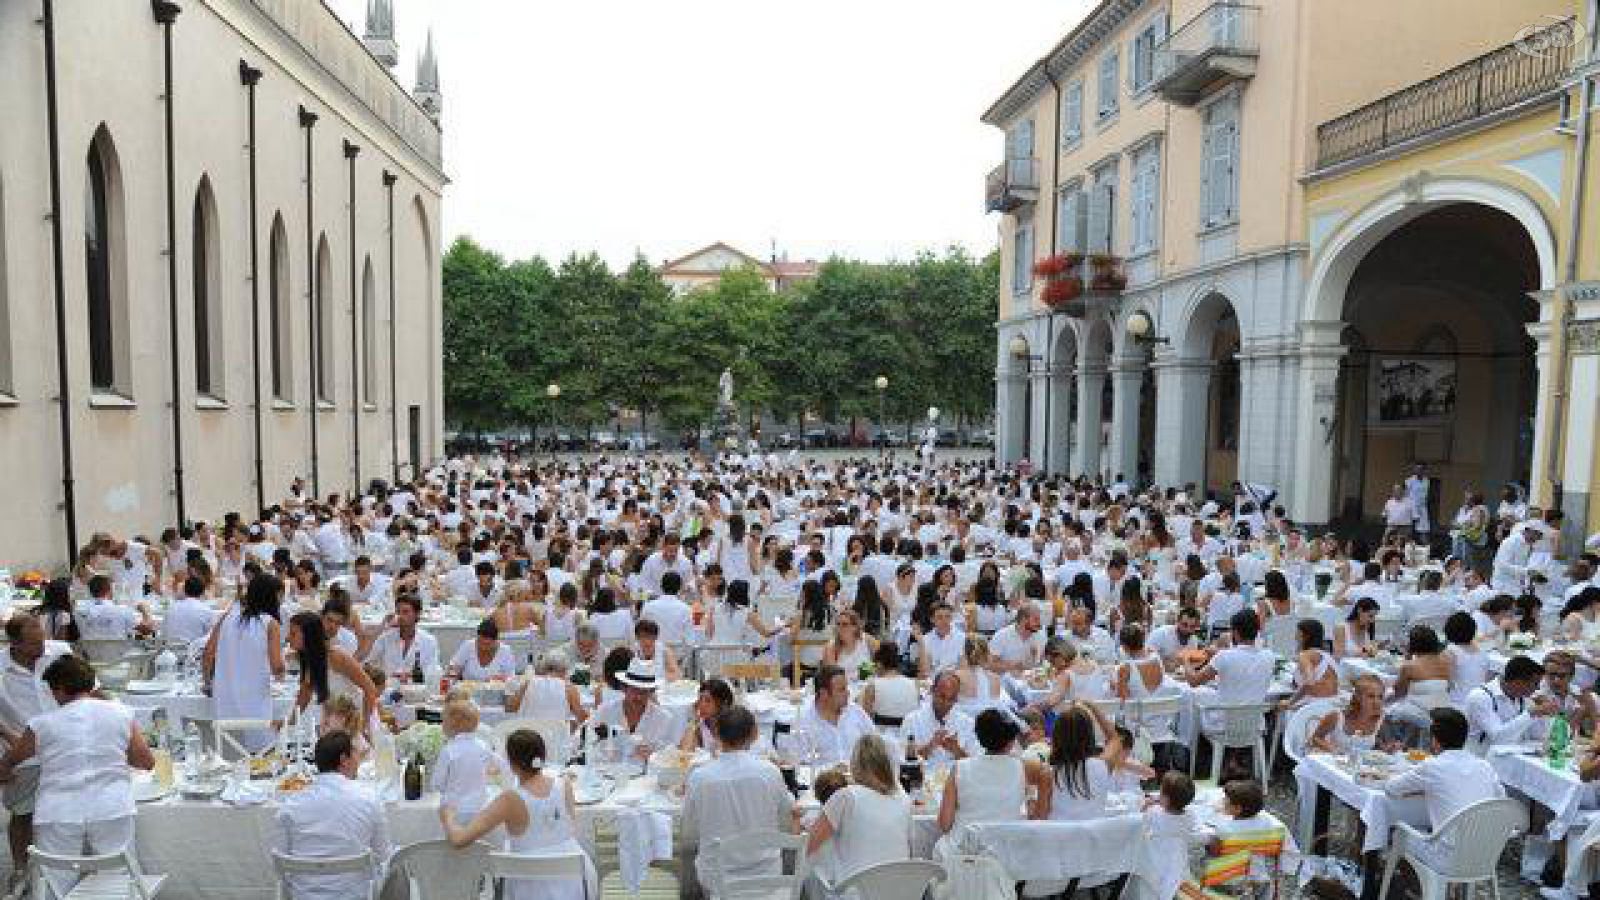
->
[1106,357,1144,484]
[1527,317,1556,506]
[1153,355,1212,489]
[1028,367,1049,465]
[1288,321,1347,524]
[996,368,1025,465]
[1047,364,1075,474]
[1074,364,1106,477]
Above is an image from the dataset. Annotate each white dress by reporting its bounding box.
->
[1448,645,1492,702]
[212,608,275,751]
[710,602,758,647]
[544,607,578,645]
[1048,757,1113,821]
[951,754,1026,830]
[504,782,597,900]
[868,676,919,724]
[517,676,573,721]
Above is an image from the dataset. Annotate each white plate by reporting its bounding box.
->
[125,680,175,695]
[178,781,225,801]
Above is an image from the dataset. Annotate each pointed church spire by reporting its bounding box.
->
[414,29,441,119]
[364,0,397,67]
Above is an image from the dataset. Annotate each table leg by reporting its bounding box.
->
[1311,786,1332,856]
[1360,849,1383,900]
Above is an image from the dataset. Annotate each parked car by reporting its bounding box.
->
[591,431,620,451]
[971,429,996,448]
[803,429,837,448]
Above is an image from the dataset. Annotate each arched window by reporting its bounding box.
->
[269,214,291,401]
[85,127,126,394]
[315,236,333,403]
[361,256,375,405]
[192,177,222,399]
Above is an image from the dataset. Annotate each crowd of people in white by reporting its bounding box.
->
[1,447,1598,899]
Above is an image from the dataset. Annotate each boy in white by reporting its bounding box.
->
[429,700,498,822]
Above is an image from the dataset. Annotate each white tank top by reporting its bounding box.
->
[519,676,572,721]
[953,755,1026,829]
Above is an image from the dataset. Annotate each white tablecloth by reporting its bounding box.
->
[1490,747,1597,840]
[1293,752,1428,854]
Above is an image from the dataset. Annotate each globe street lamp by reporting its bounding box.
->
[546,383,561,462]
[874,375,889,457]
[1126,309,1169,346]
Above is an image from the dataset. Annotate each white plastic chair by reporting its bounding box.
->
[705,830,808,900]
[1376,797,1526,900]
[385,839,490,899]
[491,717,570,766]
[28,846,166,900]
[271,850,376,900]
[1279,698,1341,768]
[1192,701,1273,784]
[486,850,589,899]
[832,859,946,900]
[696,643,753,680]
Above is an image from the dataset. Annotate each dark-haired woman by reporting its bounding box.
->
[37,577,80,643]
[851,575,889,639]
[1037,703,1116,821]
[288,611,378,734]
[204,573,286,751]
[440,729,597,900]
[935,707,1045,838]
[1392,624,1453,717]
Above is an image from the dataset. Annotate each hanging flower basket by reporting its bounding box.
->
[1041,276,1084,308]
[1033,254,1072,279]
[1087,254,1127,292]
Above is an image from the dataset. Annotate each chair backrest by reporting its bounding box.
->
[486,849,587,884]
[1283,699,1341,765]
[706,830,808,900]
[388,839,490,900]
[1423,797,1527,879]
[215,718,274,760]
[29,847,158,900]
[1373,612,1407,644]
[791,639,830,685]
[723,661,781,691]
[696,643,753,680]
[491,717,569,766]
[271,850,374,900]
[1262,615,1299,658]
[831,859,946,900]
[1205,702,1273,747]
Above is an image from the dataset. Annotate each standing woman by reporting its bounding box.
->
[204,573,286,752]
[36,578,81,643]
[288,612,379,734]
[0,655,153,883]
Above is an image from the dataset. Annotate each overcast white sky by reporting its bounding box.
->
[327,0,1095,268]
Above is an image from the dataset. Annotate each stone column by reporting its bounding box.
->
[1152,354,1212,489]
[1073,363,1106,477]
[995,367,1024,465]
[1288,321,1348,525]
[1105,356,1145,483]
[1047,362,1075,474]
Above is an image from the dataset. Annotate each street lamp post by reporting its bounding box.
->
[874,375,889,458]
[545,383,561,464]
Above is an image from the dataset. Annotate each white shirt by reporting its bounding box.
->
[640,594,694,646]
[30,697,136,825]
[989,624,1045,669]
[1383,748,1505,829]
[365,628,441,678]
[163,596,218,646]
[820,785,913,880]
[273,772,392,900]
[78,598,139,641]
[682,750,795,887]
[1067,627,1117,664]
[429,733,498,820]
[639,552,695,599]
[1149,625,1196,663]
[1206,645,1277,704]
[593,696,681,758]
[920,628,966,673]
[1464,679,1541,751]
[0,652,58,771]
[1384,497,1416,527]
[900,702,977,766]
[791,700,875,767]
[447,641,517,681]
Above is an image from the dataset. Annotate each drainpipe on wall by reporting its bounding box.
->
[241,60,264,514]
[343,140,361,497]
[298,106,319,497]
[41,0,78,561]
[153,0,186,528]
[1041,67,1063,475]
[383,170,399,484]
[1547,4,1598,515]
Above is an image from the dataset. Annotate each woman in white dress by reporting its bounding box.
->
[507,650,587,725]
[1444,610,1492,702]
[806,734,912,889]
[1036,703,1117,821]
[1334,597,1380,660]
[587,587,634,642]
[288,611,379,733]
[1391,624,1454,720]
[955,635,1008,718]
[705,579,773,648]
[441,729,597,900]
[715,515,756,584]
[859,643,920,727]
[820,609,876,679]
[1283,619,1340,707]
[935,710,1045,849]
[203,573,286,752]
[542,582,582,646]
[1311,674,1391,754]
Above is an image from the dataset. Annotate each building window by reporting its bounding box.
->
[85,134,118,393]
[1201,94,1241,228]
[1056,183,1086,253]
[1130,13,1169,94]
[269,215,291,402]
[315,236,333,404]
[192,178,223,399]
[1061,80,1084,147]
[1097,51,1120,120]
[1088,163,1117,254]
[1129,144,1161,254]
[1012,223,1034,296]
[361,257,376,404]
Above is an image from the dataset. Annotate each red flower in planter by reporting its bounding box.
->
[1041,276,1084,307]
[1033,254,1072,279]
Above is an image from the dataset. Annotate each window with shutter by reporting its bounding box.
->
[1013,224,1034,296]
[1201,97,1240,227]
[1057,187,1088,253]
[1098,52,1120,118]
[1088,167,1116,254]
[1131,146,1161,253]
[1062,82,1083,146]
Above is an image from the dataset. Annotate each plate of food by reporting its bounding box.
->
[248,754,283,779]
[276,772,312,794]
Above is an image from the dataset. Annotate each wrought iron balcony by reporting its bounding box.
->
[986,158,1040,213]
[1314,18,1576,171]
[1152,3,1260,106]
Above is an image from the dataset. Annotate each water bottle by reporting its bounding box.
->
[153,646,178,683]
[183,721,204,772]
[1548,711,1571,767]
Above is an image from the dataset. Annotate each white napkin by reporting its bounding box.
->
[221,781,268,807]
[616,808,672,894]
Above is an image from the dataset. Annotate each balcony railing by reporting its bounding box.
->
[986,158,1040,213]
[1152,3,1261,106]
[1314,18,1576,171]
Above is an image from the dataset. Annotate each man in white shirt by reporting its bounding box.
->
[274,731,392,900]
[1493,522,1537,593]
[439,547,479,602]
[1189,610,1275,706]
[640,571,694,646]
[989,604,1046,674]
[1404,465,1432,540]
[918,603,967,676]
[901,672,976,765]
[364,594,440,680]
[1382,484,1417,544]
[0,615,59,881]
[639,535,697,601]
[593,659,682,760]
[792,665,875,766]
[1383,708,1504,865]
[78,576,153,641]
[682,705,795,894]
[1064,607,1116,664]
[1400,570,1459,624]
[315,515,352,574]
[1149,607,1204,665]
[340,556,392,608]
[1465,655,1556,752]
[163,577,219,647]
[1053,543,1093,596]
